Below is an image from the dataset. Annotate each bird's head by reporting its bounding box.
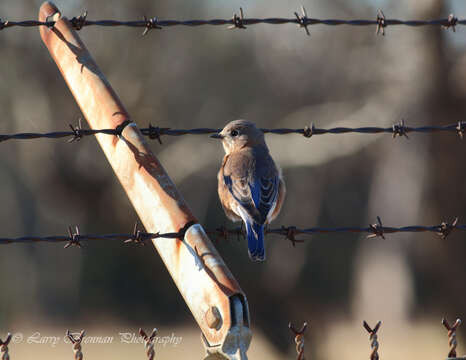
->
[210,119,265,154]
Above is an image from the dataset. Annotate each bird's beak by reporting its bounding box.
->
[210,133,224,139]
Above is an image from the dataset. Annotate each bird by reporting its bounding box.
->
[211,120,285,261]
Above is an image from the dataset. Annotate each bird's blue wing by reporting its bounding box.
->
[251,175,279,223]
[224,174,278,224]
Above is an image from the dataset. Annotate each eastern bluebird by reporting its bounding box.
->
[211,120,286,262]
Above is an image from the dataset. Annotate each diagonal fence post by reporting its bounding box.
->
[38,2,251,359]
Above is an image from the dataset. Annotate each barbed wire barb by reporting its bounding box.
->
[457,121,465,139]
[0,333,11,360]
[147,124,169,144]
[363,321,381,360]
[294,6,310,36]
[376,9,386,35]
[444,14,458,32]
[367,216,385,239]
[289,321,307,360]
[302,123,315,138]
[437,217,459,240]
[68,117,84,143]
[228,7,246,30]
[0,19,7,31]
[70,10,87,31]
[66,330,85,360]
[139,328,157,360]
[392,119,409,139]
[64,225,82,248]
[142,16,162,36]
[124,220,152,245]
[281,226,305,246]
[442,318,462,358]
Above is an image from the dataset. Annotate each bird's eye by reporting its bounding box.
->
[231,130,239,137]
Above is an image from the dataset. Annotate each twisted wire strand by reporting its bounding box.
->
[442,318,462,358]
[139,329,157,360]
[0,334,11,360]
[0,218,463,246]
[0,344,8,360]
[0,231,181,245]
[66,330,85,360]
[0,16,464,31]
[369,332,379,360]
[363,321,382,360]
[289,322,307,360]
[0,121,464,144]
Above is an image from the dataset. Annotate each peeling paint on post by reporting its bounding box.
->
[38,2,250,358]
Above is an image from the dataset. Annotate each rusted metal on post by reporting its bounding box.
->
[38,2,250,358]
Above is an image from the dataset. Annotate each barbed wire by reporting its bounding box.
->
[139,328,157,360]
[289,322,308,360]
[442,318,462,358]
[66,330,85,360]
[0,224,182,247]
[0,333,11,360]
[363,321,382,360]
[0,217,463,247]
[0,7,463,36]
[0,120,464,145]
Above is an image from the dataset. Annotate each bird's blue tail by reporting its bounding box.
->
[246,222,265,262]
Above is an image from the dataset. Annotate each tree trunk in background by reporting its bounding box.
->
[410,0,466,316]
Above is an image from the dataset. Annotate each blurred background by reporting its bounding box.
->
[0,0,465,359]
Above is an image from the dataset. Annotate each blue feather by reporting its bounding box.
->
[246,222,265,262]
